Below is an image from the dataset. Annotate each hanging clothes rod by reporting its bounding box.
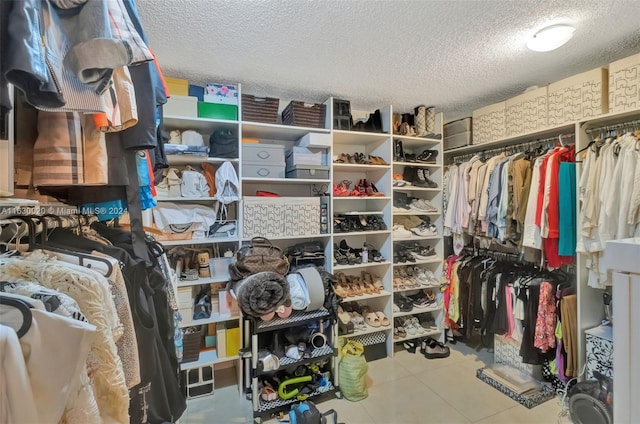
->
[585,119,640,135]
[0,214,98,239]
[449,133,575,164]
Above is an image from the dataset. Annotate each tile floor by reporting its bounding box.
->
[181,343,573,424]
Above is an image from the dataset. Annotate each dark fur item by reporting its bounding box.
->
[230,271,290,318]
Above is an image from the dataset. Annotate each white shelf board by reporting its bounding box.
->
[394,304,442,317]
[392,161,441,168]
[179,313,239,328]
[392,134,442,148]
[156,197,217,202]
[332,163,391,172]
[241,121,330,141]
[161,237,238,246]
[394,329,441,343]
[166,155,239,166]
[339,290,392,302]
[242,177,330,185]
[180,351,239,370]
[442,122,575,157]
[333,196,391,201]
[177,275,231,287]
[394,257,442,266]
[393,284,441,293]
[392,234,441,242]
[339,325,392,338]
[393,210,441,215]
[333,130,391,145]
[333,261,392,271]
[392,186,440,193]
[335,230,391,237]
[578,106,640,127]
[242,233,330,241]
[164,115,239,132]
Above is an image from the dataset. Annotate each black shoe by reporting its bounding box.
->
[416,149,438,163]
[394,139,405,162]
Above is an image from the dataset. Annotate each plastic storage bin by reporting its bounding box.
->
[197,102,238,120]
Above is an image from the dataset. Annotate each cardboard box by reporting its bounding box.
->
[548,67,608,125]
[297,132,331,148]
[189,84,205,101]
[472,101,506,144]
[505,86,548,136]
[205,83,239,105]
[609,53,640,113]
[165,77,189,96]
[164,95,198,117]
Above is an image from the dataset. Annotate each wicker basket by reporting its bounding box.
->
[282,101,326,128]
[241,94,280,123]
[181,325,205,363]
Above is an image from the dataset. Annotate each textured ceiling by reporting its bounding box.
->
[137,0,640,121]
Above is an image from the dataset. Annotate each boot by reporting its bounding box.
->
[414,105,427,137]
[425,106,436,134]
[403,166,417,184]
[394,139,405,162]
[392,113,402,134]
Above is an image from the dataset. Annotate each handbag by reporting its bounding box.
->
[229,237,289,280]
[209,129,238,158]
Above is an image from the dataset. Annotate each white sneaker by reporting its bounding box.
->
[415,199,438,212]
[411,224,438,237]
[393,205,410,213]
[392,224,412,238]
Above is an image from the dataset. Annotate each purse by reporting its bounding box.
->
[209,129,238,158]
[229,237,290,280]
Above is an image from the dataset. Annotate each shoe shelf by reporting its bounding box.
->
[179,313,240,329]
[161,236,239,246]
[392,186,440,192]
[339,290,392,302]
[333,130,390,145]
[256,384,337,415]
[333,196,391,201]
[394,303,442,318]
[394,329,441,344]
[241,177,330,185]
[179,351,240,371]
[177,275,232,288]
[256,346,336,376]
[334,229,391,237]
[166,155,239,166]
[393,210,441,216]
[333,261,391,271]
[392,161,441,168]
[254,308,331,334]
[393,285,440,294]
[332,163,391,172]
[339,324,392,338]
[394,257,441,266]
[391,134,442,147]
[241,121,330,141]
[243,233,331,242]
[392,234,440,241]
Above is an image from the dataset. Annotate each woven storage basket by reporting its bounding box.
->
[181,325,205,363]
[241,94,280,123]
[282,101,326,128]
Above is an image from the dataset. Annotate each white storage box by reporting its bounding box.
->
[297,132,331,148]
[548,67,608,125]
[243,196,321,238]
[180,306,193,325]
[242,144,285,164]
[209,258,232,282]
[285,146,326,168]
[505,86,548,137]
[285,165,330,179]
[609,53,640,113]
[444,131,472,150]
[242,164,285,178]
[164,95,198,117]
[472,102,506,144]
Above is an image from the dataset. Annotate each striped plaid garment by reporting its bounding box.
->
[33,112,108,186]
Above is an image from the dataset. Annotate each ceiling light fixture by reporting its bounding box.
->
[527,24,575,52]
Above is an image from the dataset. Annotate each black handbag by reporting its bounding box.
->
[209,129,238,158]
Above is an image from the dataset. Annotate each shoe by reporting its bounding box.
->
[393,294,414,312]
[409,199,438,213]
[393,173,410,187]
[393,224,412,238]
[394,139,405,162]
[409,245,436,260]
[421,337,450,359]
[409,292,436,309]
[416,149,438,163]
[418,315,438,332]
[413,169,438,188]
[411,223,438,237]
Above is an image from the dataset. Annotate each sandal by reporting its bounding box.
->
[376,311,390,326]
[365,312,381,327]
[337,306,355,334]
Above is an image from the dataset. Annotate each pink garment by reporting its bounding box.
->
[504,285,515,340]
[534,281,557,352]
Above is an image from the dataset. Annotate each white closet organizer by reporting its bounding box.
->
[442,105,640,378]
[157,107,243,392]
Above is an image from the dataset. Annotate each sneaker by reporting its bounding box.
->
[411,224,438,237]
[410,245,436,260]
[392,224,412,238]
[409,199,438,213]
[418,315,438,332]
[393,294,414,312]
[416,149,439,163]
[393,205,410,213]
[421,337,450,359]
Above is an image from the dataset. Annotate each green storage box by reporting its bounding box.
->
[197,102,238,120]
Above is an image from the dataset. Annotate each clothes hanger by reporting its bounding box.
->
[0,293,33,338]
